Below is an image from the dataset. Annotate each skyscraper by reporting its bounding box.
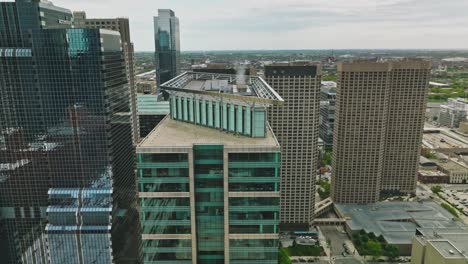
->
[137,72,283,263]
[331,59,431,204]
[265,63,322,230]
[0,1,138,263]
[154,9,180,88]
[73,11,140,144]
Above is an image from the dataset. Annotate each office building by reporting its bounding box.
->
[319,82,337,149]
[73,11,140,144]
[265,63,322,230]
[0,1,138,263]
[412,228,468,264]
[154,9,180,87]
[137,72,283,263]
[438,98,468,129]
[331,60,431,204]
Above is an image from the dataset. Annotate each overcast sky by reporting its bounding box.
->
[54,0,468,51]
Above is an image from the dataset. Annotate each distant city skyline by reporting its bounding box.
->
[55,0,468,51]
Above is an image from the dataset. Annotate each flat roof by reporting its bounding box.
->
[161,72,284,106]
[417,228,468,259]
[137,117,279,149]
[431,240,465,258]
[438,160,468,173]
[335,202,466,245]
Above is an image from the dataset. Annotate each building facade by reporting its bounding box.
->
[137,72,283,264]
[0,2,138,263]
[137,94,170,138]
[411,228,468,264]
[154,9,180,87]
[319,84,336,149]
[265,63,322,229]
[73,11,140,144]
[438,98,468,129]
[331,60,431,204]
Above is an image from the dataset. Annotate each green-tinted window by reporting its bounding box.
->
[229,153,279,162]
[142,198,190,207]
[140,183,189,192]
[229,168,276,177]
[141,225,191,234]
[230,239,278,248]
[230,197,279,206]
[143,239,191,248]
[194,145,225,263]
[229,182,276,192]
[141,168,189,177]
[229,211,276,221]
[229,225,276,234]
[140,153,188,163]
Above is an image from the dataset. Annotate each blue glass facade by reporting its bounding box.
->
[0,2,138,262]
[154,9,180,87]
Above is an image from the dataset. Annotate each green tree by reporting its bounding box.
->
[383,244,399,260]
[279,247,292,264]
[431,185,443,194]
[366,240,382,258]
[322,152,333,166]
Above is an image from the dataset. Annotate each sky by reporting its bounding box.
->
[54,0,468,51]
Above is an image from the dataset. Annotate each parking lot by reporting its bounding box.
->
[439,189,468,217]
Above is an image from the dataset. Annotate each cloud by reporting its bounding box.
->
[53,0,468,50]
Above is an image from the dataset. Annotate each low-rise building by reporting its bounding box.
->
[335,202,466,256]
[458,121,468,135]
[418,170,449,184]
[411,228,468,264]
[437,160,468,184]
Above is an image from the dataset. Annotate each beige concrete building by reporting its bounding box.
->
[437,160,468,184]
[332,59,431,204]
[265,63,321,229]
[411,228,468,264]
[73,11,140,144]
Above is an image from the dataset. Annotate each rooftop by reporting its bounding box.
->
[161,72,283,106]
[419,170,447,177]
[438,160,468,173]
[137,117,279,150]
[417,228,468,259]
[335,201,466,245]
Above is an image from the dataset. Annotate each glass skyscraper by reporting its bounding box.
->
[0,1,138,263]
[154,9,180,88]
[137,72,283,263]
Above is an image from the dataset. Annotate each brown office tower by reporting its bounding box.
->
[74,11,140,144]
[331,59,431,204]
[266,63,322,230]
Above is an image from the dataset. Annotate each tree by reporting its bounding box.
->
[377,235,386,243]
[279,247,292,264]
[366,240,382,258]
[383,244,399,260]
[431,185,443,194]
[322,152,333,166]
